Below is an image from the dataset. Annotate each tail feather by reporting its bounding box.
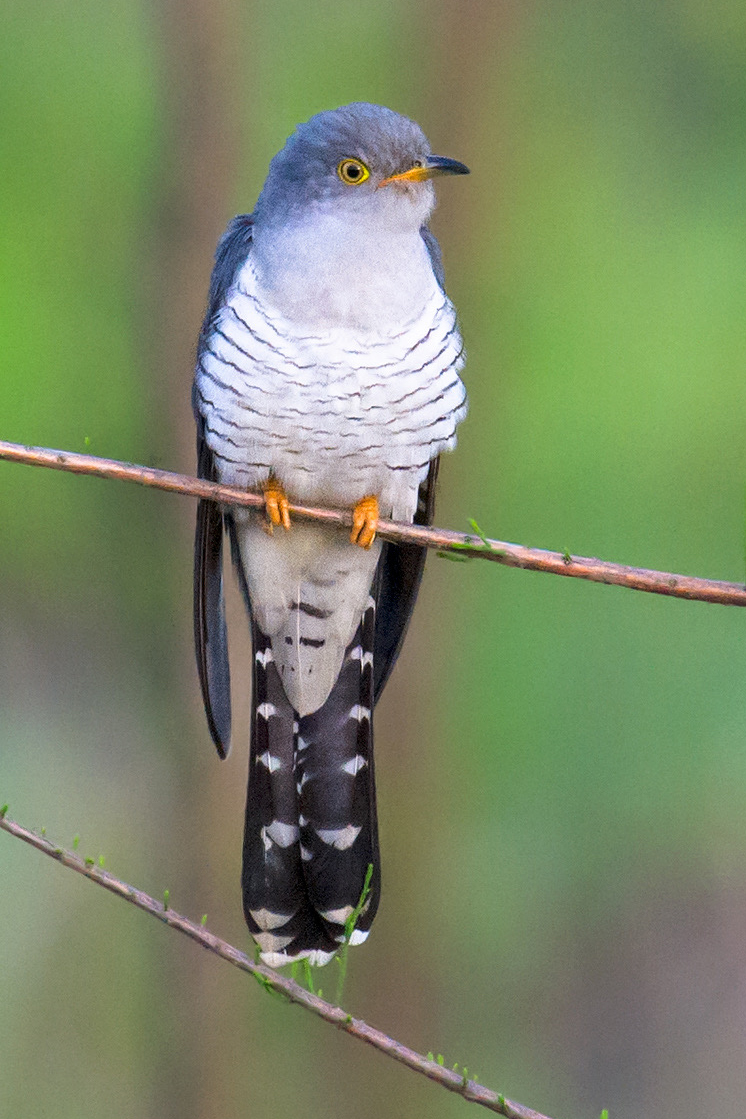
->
[242,625,339,964]
[242,598,380,965]
[297,593,379,944]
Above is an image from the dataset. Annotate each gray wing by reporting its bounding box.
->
[198,213,255,347]
[373,458,439,702]
[193,214,254,758]
[194,427,231,756]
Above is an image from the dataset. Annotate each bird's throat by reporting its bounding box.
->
[251,214,439,332]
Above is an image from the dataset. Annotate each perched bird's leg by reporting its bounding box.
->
[263,476,291,534]
[350,495,379,549]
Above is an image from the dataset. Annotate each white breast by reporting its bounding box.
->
[196,254,467,523]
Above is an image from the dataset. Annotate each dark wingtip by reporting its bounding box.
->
[207,711,231,760]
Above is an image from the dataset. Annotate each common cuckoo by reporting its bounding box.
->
[193,102,468,966]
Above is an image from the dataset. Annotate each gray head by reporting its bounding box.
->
[254,103,469,233]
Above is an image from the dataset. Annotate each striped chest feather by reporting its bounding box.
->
[196,258,467,518]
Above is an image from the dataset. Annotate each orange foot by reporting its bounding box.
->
[263,478,291,534]
[351,495,379,549]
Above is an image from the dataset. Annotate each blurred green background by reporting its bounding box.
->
[2,2,746,1116]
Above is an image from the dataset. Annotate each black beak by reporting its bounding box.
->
[425,155,471,177]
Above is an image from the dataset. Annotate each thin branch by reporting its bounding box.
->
[1,439,744,606]
[0,810,552,1119]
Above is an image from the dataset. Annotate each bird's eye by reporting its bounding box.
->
[337,158,370,185]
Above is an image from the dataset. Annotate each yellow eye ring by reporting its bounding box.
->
[337,158,370,185]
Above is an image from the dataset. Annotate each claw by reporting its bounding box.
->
[350,495,379,549]
[263,479,291,534]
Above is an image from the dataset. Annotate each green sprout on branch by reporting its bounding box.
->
[437,519,503,562]
[335,862,374,1005]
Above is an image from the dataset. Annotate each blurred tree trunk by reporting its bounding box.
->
[150,0,245,467]
[146,3,248,1116]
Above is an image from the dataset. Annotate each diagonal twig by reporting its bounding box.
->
[1,438,744,606]
[0,810,553,1119]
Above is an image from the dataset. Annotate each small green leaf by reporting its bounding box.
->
[344,863,374,941]
[0,804,7,819]
[436,1054,444,1066]
[426,1052,434,1062]
[562,550,572,565]
[72,835,80,850]
[84,857,94,867]
[335,863,374,1004]
[436,518,504,561]
[436,549,471,562]
[251,971,284,1000]
[468,519,492,548]
[200,914,208,926]
[98,855,105,868]
[163,889,170,910]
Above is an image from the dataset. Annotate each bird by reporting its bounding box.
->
[193,102,469,967]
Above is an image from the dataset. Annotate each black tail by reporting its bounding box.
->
[242,596,379,966]
[296,594,379,945]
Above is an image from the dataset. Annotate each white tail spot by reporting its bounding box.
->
[250,907,293,931]
[315,824,362,850]
[349,646,373,670]
[256,702,277,720]
[259,946,335,968]
[348,705,371,723]
[260,820,299,851]
[256,751,282,772]
[295,770,310,793]
[255,649,274,667]
[304,948,337,967]
[320,904,354,924]
[342,755,368,776]
[336,928,370,946]
[254,931,295,953]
